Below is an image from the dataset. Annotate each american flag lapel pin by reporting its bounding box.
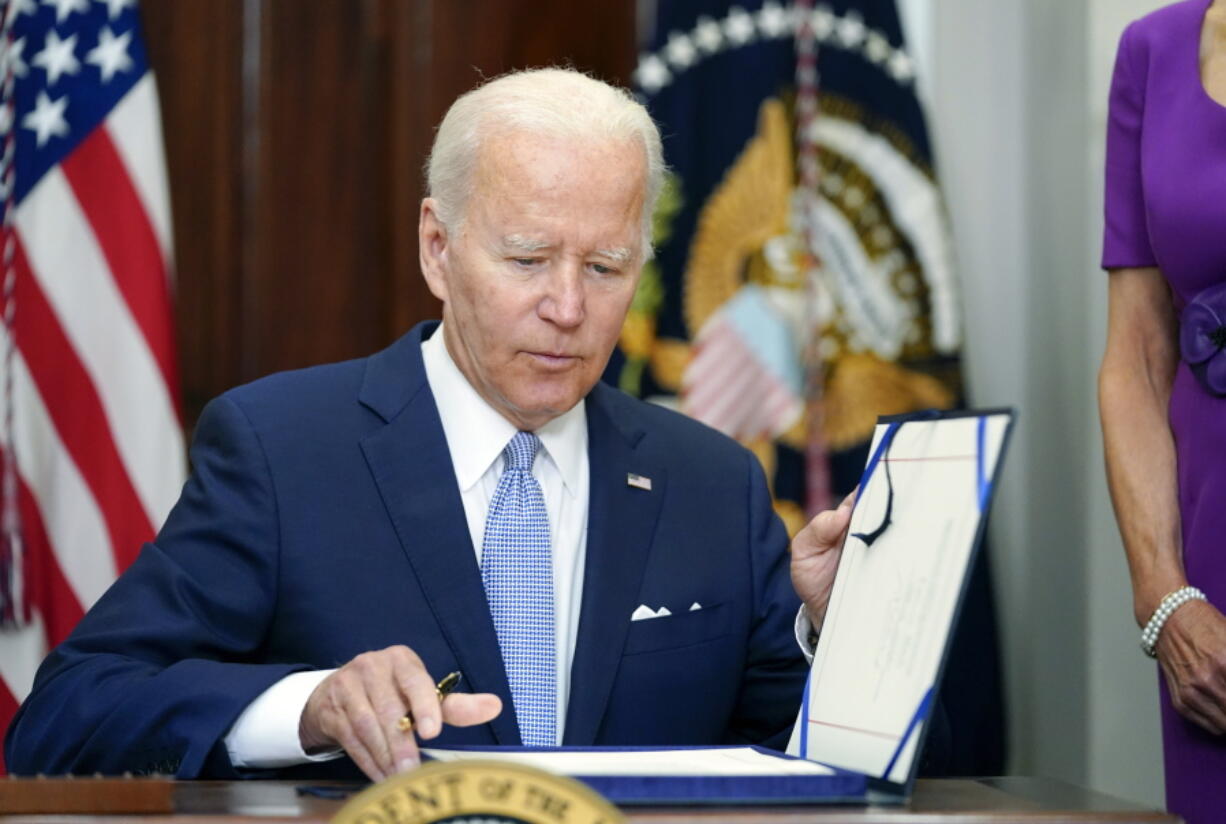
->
[626,473,652,491]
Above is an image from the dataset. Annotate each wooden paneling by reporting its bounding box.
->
[140,0,636,426]
[140,0,246,423]
[384,0,435,338]
[248,0,391,373]
[429,0,636,101]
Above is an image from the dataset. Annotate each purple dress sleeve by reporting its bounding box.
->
[1103,21,1159,269]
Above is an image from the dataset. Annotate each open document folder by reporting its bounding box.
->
[426,409,1015,805]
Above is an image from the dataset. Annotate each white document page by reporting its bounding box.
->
[792,413,1010,783]
[422,747,834,777]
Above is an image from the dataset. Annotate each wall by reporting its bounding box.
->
[925,0,1089,786]
[913,0,1167,807]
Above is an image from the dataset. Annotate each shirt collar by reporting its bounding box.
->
[421,324,587,496]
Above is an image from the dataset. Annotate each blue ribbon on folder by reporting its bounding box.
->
[976,416,990,512]
[882,685,934,779]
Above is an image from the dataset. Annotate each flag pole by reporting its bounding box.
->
[794,0,833,516]
[0,5,23,628]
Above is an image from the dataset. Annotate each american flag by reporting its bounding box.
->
[0,0,183,772]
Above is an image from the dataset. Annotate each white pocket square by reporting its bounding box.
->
[631,604,656,621]
[631,604,673,621]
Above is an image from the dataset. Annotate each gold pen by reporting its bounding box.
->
[396,671,462,733]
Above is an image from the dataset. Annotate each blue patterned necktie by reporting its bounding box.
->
[481,431,556,746]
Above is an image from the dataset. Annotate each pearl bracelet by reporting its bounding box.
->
[1140,585,1207,658]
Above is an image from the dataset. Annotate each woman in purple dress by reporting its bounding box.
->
[1099,1,1226,821]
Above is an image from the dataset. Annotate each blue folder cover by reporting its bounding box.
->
[423,745,868,805]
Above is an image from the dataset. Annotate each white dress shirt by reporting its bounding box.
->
[421,323,590,744]
[224,324,589,767]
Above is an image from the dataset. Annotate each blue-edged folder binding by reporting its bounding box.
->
[427,409,1016,806]
[423,745,867,805]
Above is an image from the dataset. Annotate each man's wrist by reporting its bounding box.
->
[794,604,819,664]
[225,669,342,769]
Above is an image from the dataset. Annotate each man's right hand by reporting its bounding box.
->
[790,490,856,631]
[300,645,502,781]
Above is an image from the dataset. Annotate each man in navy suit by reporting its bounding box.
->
[5,69,851,780]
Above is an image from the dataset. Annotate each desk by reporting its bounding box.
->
[0,778,1179,823]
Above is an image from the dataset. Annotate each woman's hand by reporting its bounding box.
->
[1157,600,1226,735]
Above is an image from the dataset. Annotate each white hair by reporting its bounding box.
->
[426,67,665,261]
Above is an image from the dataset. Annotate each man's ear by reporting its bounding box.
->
[419,198,450,303]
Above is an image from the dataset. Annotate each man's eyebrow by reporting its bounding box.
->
[501,234,552,253]
[594,247,634,265]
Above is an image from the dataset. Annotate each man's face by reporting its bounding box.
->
[420,129,646,431]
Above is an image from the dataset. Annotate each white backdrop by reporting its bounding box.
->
[899,0,1169,807]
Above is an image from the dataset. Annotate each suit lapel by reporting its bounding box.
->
[563,385,666,744]
[358,324,520,745]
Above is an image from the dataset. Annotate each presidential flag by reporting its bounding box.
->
[0,0,183,771]
[613,0,1005,773]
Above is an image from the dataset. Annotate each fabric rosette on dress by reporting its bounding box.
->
[1180,282,1226,397]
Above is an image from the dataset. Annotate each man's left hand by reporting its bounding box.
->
[790,490,856,632]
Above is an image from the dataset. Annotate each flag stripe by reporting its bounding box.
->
[13,242,146,577]
[15,458,85,644]
[701,367,761,432]
[16,169,184,529]
[107,75,174,264]
[0,678,16,774]
[682,330,755,408]
[0,614,47,775]
[0,678,17,717]
[6,327,120,611]
[684,339,758,418]
[682,324,743,388]
[762,389,801,434]
[0,671,20,776]
[0,617,46,709]
[61,127,180,413]
[692,360,798,439]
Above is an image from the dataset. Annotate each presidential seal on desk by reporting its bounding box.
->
[332,760,624,824]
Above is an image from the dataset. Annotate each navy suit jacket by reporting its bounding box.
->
[5,322,806,778]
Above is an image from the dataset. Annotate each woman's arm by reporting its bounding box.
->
[1100,267,1182,623]
[1099,266,1226,734]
